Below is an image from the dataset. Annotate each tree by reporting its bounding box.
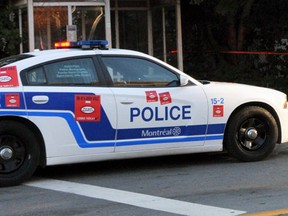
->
[216,0,255,51]
[0,5,20,58]
[184,0,288,92]
[189,0,255,51]
[188,0,288,51]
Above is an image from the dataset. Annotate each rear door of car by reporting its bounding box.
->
[21,56,117,158]
[100,55,209,152]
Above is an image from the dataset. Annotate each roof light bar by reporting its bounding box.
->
[54,40,108,50]
[78,40,108,50]
[54,41,79,49]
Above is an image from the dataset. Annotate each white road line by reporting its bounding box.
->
[24,178,246,216]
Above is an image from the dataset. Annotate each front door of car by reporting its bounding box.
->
[21,57,117,157]
[100,56,208,152]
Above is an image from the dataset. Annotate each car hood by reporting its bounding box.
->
[201,81,286,107]
[204,81,281,93]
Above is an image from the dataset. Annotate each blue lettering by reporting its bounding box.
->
[142,107,153,122]
[182,105,192,120]
[170,106,181,120]
[130,105,192,122]
[165,106,169,120]
[155,107,164,121]
[130,107,140,122]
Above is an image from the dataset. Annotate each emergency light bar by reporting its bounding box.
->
[54,41,78,48]
[54,40,108,50]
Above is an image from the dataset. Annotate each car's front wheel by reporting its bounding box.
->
[0,121,40,187]
[224,106,278,162]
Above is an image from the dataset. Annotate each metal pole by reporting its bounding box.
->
[47,11,51,49]
[147,0,153,55]
[82,11,86,40]
[105,0,112,48]
[68,5,72,25]
[28,0,34,51]
[176,0,183,71]
[115,0,119,48]
[162,8,167,62]
[18,8,23,53]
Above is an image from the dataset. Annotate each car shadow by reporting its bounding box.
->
[34,152,238,179]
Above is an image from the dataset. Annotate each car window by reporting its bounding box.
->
[26,67,47,85]
[24,58,99,86]
[101,57,179,87]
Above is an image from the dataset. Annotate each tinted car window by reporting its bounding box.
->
[101,57,179,87]
[24,58,99,86]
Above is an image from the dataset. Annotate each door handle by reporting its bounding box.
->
[32,95,49,104]
[120,101,134,105]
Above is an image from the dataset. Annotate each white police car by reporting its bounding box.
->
[0,40,288,186]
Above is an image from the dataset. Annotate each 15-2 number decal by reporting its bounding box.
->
[211,98,224,104]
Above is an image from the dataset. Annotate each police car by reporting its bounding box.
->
[0,40,288,187]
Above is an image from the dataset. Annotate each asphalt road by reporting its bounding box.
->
[2,144,288,216]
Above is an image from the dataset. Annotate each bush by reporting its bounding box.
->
[0,6,20,58]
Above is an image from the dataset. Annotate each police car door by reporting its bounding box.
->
[21,56,117,158]
[101,56,208,152]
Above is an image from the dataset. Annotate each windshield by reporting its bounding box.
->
[0,54,34,67]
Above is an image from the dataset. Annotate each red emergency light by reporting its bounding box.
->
[54,41,78,49]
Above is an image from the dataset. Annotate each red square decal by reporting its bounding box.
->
[213,105,224,117]
[75,94,101,122]
[0,66,19,87]
[145,91,158,102]
[5,94,20,108]
[159,92,172,105]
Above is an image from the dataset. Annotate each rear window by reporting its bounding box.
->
[0,54,34,67]
[22,57,99,86]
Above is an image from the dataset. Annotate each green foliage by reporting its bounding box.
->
[0,6,20,58]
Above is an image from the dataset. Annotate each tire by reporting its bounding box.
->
[0,121,40,187]
[224,106,278,162]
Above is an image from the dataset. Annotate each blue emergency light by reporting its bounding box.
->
[78,40,108,50]
[55,40,108,50]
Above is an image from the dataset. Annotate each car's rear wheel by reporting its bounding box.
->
[0,121,39,187]
[224,106,278,162]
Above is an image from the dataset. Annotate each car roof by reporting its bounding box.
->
[1,48,153,71]
[27,48,147,58]
[0,46,196,84]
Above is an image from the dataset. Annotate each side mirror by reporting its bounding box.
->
[180,75,189,86]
